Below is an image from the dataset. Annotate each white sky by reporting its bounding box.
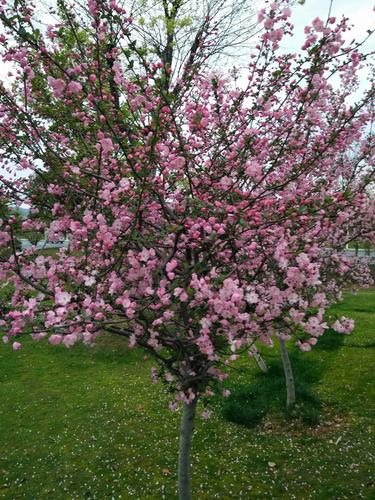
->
[283,0,374,51]
[282,0,374,97]
[226,0,374,95]
[0,0,373,79]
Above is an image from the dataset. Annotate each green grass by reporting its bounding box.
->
[347,241,373,250]
[0,290,375,499]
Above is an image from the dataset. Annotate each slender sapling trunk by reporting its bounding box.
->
[178,398,198,500]
[279,338,296,408]
[250,345,268,373]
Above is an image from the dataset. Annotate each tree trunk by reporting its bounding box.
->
[279,338,296,408]
[250,345,268,373]
[178,399,197,500]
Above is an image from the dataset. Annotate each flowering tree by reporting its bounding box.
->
[0,1,374,498]
[253,247,374,408]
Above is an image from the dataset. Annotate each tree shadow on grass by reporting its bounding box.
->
[222,331,345,428]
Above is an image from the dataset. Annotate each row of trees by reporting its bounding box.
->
[0,1,374,498]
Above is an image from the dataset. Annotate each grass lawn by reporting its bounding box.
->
[0,290,374,499]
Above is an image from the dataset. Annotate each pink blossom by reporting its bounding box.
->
[55,290,71,306]
[257,9,266,23]
[297,341,311,352]
[31,332,47,340]
[332,317,355,334]
[201,409,212,420]
[62,333,78,347]
[67,81,83,94]
[219,176,232,189]
[12,342,22,350]
[245,291,259,304]
[166,259,178,273]
[48,77,66,97]
[0,231,10,246]
[99,138,114,155]
[49,334,63,345]
[312,17,325,33]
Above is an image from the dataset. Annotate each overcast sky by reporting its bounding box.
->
[278,0,374,97]
[283,0,374,51]
[1,0,373,78]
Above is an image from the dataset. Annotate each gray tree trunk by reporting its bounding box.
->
[178,399,197,500]
[250,345,268,373]
[279,338,296,408]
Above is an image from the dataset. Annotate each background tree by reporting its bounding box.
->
[124,0,260,91]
